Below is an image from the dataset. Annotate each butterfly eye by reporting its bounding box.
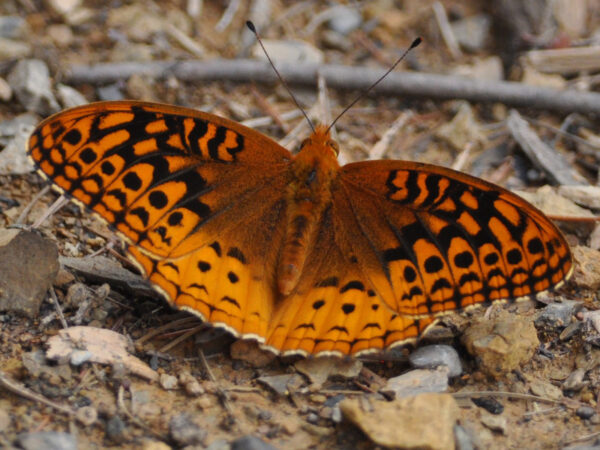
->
[299,138,310,151]
[328,140,339,155]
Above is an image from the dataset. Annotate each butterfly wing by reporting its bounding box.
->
[338,160,572,316]
[264,160,572,356]
[29,101,293,341]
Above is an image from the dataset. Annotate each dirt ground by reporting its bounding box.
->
[1,1,600,449]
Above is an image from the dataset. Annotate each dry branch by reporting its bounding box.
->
[66,59,600,115]
[507,110,589,186]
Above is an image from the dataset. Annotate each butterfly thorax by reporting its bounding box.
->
[277,126,341,296]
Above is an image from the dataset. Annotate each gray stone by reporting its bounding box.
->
[454,424,475,450]
[576,406,596,420]
[382,367,450,399]
[0,16,28,39]
[231,435,276,450]
[328,5,362,34]
[0,114,37,175]
[451,14,491,52]
[535,300,582,329]
[409,344,463,377]
[17,432,77,450]
[106,415,128,443]
[56,83,88,108]
[169,414,207,446]
[0,76,11,101]
[97,84,125,101]
[0,230,59,317]
[159,373,178,390]
[7,59,59,115]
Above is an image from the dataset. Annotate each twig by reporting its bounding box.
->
[66,59,600,115]
[198,350,235,418]
[452,390,583,408]
[250,85,289,132]
[0,370,77,418]
[31,194,69,229]
[432,2,462,59]
[507,109,588,186]
[369,111,413,160]
[49,286,68,329]
[158,324,204,353]
[166,24,204,57]
[214,0,240,32]
[452,142,473,171]
[117,385,167,440]
[240,108,303,128]
[136,316,201,345]
[562,430,600,445]
[15,185,50,225]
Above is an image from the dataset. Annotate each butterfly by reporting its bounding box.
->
[28,101,573,356]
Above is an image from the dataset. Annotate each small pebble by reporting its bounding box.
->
[382,367,449,399]
[535,300,581,330]
[454,425,475,450]
[105,416,128,443]
[559,321,582,341]
[231,435,276,450]
[56,83,88,108]
[76,406,97,426]
[331,405,342,423]
[169,414,207,446]
[576,406,596,420]
[17,432,77,450]
[159,373,178,390]
[451,14,491,52]
[409,344,462,377]
[70,350,93,366]
[0,15,28,39]
[480,413,507,434]
[472,397,504,414]
[563,368,588,391]
[306,412,320,424]
[97,84,125,101]
[0,77,12,101]
[7,59,59,115]
[179,373,204,396]
[328,5,362,34]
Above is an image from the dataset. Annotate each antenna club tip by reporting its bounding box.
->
[411,37,422,49]
[246,21,256,32]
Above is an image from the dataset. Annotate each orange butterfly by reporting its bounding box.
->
[28,101,572,356]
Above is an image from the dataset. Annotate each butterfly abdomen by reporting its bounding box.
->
[277,127,341,296]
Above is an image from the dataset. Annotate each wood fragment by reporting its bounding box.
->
[506,110,588,186]
[524,46,600,75]
[66,59,600,115]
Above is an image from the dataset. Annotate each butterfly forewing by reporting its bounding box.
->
[29,101,292,259]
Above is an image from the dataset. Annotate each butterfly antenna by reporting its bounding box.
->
[246,21,315,133]
[327,37,422,134]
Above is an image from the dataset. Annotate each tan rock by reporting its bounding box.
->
[461,309,539,378]
[340,393,459,449]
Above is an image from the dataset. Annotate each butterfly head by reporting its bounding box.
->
[299,124,339,158]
